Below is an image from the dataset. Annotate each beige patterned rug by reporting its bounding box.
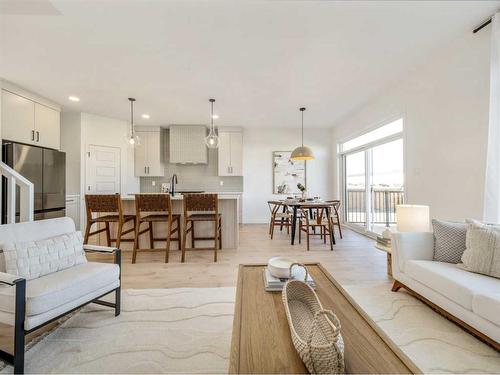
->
[2,288,235,374]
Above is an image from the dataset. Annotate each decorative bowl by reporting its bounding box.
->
[267,256,298,279]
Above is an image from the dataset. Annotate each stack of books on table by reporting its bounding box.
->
[263,267,315,292]
[376,236,392,250]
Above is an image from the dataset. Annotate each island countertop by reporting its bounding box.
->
[121,193,240,201]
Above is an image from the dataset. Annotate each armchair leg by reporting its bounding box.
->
[14,279,26,374]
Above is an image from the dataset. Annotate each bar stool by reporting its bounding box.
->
[132,194,182,263]
[84,194,136,248]
[181,193,221,263]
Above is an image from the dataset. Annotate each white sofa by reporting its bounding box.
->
[391,232,500,349]
[0,217,121,374]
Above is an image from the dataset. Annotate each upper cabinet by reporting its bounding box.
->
[169,125,207,164]
[1,89,61,150]
[218,129,243,176]
[134,128,164,176]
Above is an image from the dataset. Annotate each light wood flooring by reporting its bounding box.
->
[103,223,389,289]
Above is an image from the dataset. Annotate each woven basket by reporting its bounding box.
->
[282,266,345,374]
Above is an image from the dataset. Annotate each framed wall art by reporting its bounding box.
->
[272,151,306,194]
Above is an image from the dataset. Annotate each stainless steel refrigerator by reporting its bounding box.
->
[2,142,66,223]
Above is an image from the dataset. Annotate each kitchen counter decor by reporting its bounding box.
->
[282,268,345,374]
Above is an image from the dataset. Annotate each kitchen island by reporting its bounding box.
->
[90,194,240,251]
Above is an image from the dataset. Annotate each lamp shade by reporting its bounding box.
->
[396,204,430,232]
[290,146,315,160]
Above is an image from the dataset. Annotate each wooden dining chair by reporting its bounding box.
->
[298,205,334,251]
[325,200,343,239]
[267,201,292,239]
[132,194,182,263]
[84,194,136,248]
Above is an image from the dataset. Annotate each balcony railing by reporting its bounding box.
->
[346,188,404,226]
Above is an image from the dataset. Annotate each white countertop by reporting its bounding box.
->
[122,193,240,201]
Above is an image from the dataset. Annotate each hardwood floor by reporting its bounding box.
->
[0,224,389,366]
[99,223,389,289]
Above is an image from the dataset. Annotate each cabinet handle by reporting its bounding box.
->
[36,131,40,142]
[144,166,147,174]
[147,166,149,174]
[31,130,35,141]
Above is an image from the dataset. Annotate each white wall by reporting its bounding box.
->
[331,30,491,221]
[243,128,333,223]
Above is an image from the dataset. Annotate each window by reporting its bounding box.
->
[339,118,404,235]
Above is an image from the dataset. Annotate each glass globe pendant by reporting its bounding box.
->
[124,98,141,147]
[205,98,219,148]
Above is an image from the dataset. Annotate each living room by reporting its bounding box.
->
[0,0,499,374]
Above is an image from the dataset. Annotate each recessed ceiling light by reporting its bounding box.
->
[212,114,219,119]
[141,114,150,119]
[68,96,80,102]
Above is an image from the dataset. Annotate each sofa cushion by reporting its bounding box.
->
[461,219,500,279]
[472,293,500,327]
[432,219,467,263]
[405,260,500,310]
[0,262,119,316]
[3,232,87,280]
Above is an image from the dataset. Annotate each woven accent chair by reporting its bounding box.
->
[132,194,181,263]
[267,201,292,239]
[84,194,135,248]
[181,194,221,262]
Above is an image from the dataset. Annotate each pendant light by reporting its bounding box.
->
[291,107,314,160]
[205,98,219,148]
[125,97,140,147]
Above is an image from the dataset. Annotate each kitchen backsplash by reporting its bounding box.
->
[140,129,244,193]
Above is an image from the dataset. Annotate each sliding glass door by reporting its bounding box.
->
[340,119,404,235]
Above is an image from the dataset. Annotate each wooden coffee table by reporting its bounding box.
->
[229,263,417,374]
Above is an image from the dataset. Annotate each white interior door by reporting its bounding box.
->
[86,145,121,194]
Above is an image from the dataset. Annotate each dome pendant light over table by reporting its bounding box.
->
[291,107,314,160]
[125,97,140,147]
[205,98,219,148]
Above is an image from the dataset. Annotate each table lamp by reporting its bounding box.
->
[396,204,430,232]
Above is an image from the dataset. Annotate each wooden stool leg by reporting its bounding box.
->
[181,220,188,263]
[191,221,195,248]
[214,219,218,262]
[84,220,92,244]
[176,217,182,250]
[105,222,111,247]
[218,218,222,250]
[116,220,123,249]
[165,219,172,263]
[132,219,140,264]
[149,222,154,249]
[337,217,343,239]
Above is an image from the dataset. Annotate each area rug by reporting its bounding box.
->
[2,288,235,374]
[345,283,500,374]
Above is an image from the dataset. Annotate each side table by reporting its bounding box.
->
[375,243,392,277]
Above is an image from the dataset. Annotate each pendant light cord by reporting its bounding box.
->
[209,98,215,132]
[300,107,306,147]
[129,98,136,137]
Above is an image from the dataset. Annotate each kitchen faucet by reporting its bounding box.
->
[171,174,178,196]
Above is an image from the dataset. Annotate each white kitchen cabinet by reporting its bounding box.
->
[218,130,243,176]
[35,103,60,149]
[1,89,61,149]
[134,129,164,176]
[65,195,80,230]
[169,125,207,164]
[1,89,35,145]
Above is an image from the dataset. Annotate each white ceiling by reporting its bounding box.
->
[0,0,498,128]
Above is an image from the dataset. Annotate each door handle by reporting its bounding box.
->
[36,131,40,142]
[31,130,35,141]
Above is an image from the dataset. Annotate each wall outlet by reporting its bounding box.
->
[152,181,156,186]
[219,180,224,186]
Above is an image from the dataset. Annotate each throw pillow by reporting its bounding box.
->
[460,219,500,279]
[432,219,467,263]
[3,231,87,280]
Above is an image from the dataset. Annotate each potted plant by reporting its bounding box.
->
[297,183,307,200]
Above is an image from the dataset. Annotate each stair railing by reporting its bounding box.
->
[0,161,34,223]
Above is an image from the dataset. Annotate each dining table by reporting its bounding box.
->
[268,199,336,247]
